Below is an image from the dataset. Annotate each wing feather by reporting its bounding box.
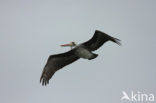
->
[40,50,79,86]
[82,30,121,51]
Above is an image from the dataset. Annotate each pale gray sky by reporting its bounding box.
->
[0,0,156,103]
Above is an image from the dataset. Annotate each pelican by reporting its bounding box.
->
[40,30,121,86]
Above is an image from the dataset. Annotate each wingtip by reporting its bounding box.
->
[112,37,122,46]
[40,78,49,86]
[40,74,48,86]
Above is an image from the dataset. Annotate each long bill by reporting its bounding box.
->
[60,43,72,47]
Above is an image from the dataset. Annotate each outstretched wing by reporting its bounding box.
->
[82,30,121,51]
[40,50,80,86]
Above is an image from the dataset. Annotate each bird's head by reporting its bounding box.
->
[60,42,76,48]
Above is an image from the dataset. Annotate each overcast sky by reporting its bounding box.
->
[0,0,156,103]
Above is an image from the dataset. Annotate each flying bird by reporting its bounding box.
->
[40,30,121,86]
